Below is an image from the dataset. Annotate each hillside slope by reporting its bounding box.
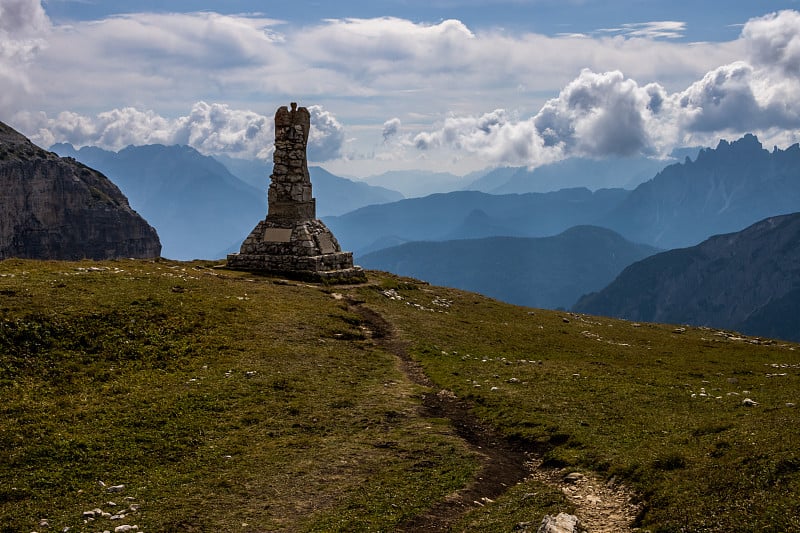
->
[574,212,800,341]
[359,225,659,309]
[1,259,798,532]
[0,122,160,260]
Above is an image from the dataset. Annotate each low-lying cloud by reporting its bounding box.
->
[17,102,345,161]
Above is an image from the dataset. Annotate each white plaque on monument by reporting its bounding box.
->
[263,228,293,242]
[316,233,337,254]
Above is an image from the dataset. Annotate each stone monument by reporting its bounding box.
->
[226,103,365,282]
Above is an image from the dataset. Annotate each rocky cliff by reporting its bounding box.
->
[573,212,800,341]
[0,121,161,260]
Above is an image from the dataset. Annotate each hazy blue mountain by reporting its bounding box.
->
[214,155,404,216]
[51,143,265,260]
[601,135,800,249]
[465,149,704,195]
[325,187,631,256]
[362,169,469,198]
[464,166,519,192]
[485,156,674,194]
[309,166,405,216]
[360,225,659,310]
[573,213,800,342]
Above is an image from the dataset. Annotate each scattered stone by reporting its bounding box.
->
[672,327,686,334]
[106,485,125,493]
[114,526,138,533]
[563,472,585,483]
[742,398,759,407]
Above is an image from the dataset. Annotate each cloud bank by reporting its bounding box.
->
[411,10,800,167]
[3,4,800,172]
[16,102,345,161]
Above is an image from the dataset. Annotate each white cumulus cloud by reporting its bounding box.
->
[0,0,50,113]
[407,9,800,168]
[382,117,401,143]
[14,102,345,161]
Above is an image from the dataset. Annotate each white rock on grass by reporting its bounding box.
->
[742,398,759,407]
[537,512,583,533]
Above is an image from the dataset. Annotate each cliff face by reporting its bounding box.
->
[0,121,161,260]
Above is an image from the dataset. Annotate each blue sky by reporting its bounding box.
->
[3,0,800,177]
[42,1,794,42]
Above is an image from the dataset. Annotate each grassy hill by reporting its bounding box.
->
[1,259,799,532]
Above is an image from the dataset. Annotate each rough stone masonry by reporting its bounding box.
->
[226,103,365,282]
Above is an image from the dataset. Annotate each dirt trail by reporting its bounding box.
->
[345,296,641,532]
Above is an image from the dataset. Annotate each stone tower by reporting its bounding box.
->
[226,103,364,282]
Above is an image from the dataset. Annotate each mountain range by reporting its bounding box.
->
[51,144,403,259]
[0,121,160,260]
[472,155,673,194]
[574,212,800,342]
[359,225,659,310]
[331,135,800,258]
[325,187,629,255]
[214,155,404,216]
[601,134,800,249]
[51,143,265,260]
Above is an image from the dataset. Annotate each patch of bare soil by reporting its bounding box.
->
[526,460,642,533]
[346,297,640,532]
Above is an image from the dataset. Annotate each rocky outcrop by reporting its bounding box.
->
[0,121,160,260]
[536,513,584,533]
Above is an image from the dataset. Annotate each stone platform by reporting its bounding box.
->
[227,218,365,282]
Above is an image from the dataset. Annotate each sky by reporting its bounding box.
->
[2,0,800,178]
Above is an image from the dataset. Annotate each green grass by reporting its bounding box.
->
[1,260,799,532]
[356,275,800,532]
[0,260,478,532]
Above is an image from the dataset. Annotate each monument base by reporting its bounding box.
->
[226,217,366,283]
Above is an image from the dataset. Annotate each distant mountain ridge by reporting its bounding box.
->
[214,155,404,216]
[474,155,674,194]
[0,122,160,260]
[602,134,800,249]
[360,225,659,310]
[326,187,630,256]
[574,212,800,342]
[332,134,799,258]
[51,143,264,260]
